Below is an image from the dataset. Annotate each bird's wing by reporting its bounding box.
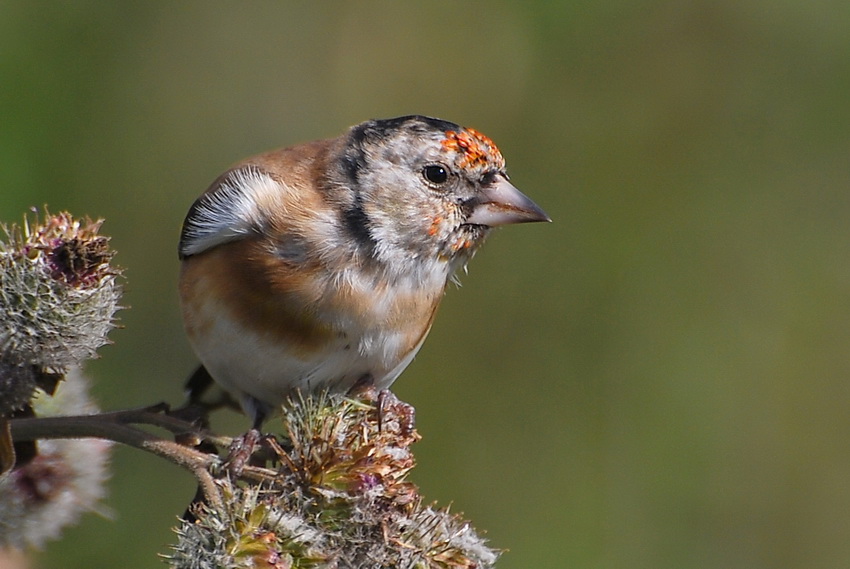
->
[178,166,283,259]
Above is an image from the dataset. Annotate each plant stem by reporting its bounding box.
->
[9,407,227,508]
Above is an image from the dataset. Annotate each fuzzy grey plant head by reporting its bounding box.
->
[167,391,500,569]
[0,210,122,415]
[0,368,111,549]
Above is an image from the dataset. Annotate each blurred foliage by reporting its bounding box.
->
[1,1,849,568]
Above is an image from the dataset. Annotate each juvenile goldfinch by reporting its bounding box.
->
[178,115,550,427]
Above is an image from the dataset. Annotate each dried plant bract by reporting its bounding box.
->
[167,391,499,569]
[0,210,122,415]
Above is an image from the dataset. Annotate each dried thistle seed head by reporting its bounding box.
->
[168,391,499,569]
[0,368,111,550]
[0,210,122,376]
[168,485,329,569]
[19,212,115,287]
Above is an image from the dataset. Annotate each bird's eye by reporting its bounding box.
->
[422,164,450,186]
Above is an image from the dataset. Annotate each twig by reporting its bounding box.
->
[8,407,227,508]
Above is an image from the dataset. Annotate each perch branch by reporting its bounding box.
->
[8,407,227,508]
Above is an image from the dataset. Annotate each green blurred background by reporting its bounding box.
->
[2,1,850,568]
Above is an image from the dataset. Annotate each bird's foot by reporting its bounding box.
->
[376,389,417,439]
[223,428,265,476]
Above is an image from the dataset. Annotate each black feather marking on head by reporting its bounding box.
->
[364,115,461,139]
[480,169,499,187]
[343,192,377,258]
[341,117,461,186]
[338,125,376,256]
[341,125,369,185]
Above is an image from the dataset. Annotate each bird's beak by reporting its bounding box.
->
[466,175,551,227]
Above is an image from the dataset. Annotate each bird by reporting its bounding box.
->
[178,115,550,429]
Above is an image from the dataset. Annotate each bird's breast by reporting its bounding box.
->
[179,238,445,401]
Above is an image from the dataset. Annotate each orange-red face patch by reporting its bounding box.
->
[441,128,505,170]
